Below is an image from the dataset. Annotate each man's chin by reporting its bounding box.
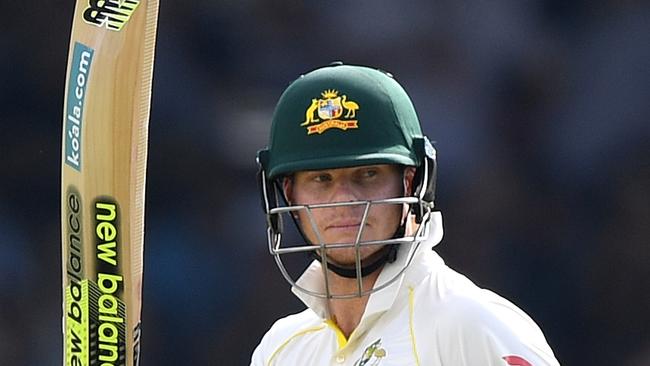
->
[322,248,385,267]
[321,233,383,245]
[320,253,357,268]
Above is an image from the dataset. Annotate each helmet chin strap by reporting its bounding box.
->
[310,246,396,278]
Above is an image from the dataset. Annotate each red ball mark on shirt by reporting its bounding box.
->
[502,355,533,366]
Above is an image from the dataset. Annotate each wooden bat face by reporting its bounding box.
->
[61,1,158,365]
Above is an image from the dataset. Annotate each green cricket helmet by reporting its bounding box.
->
[257,63,438,299]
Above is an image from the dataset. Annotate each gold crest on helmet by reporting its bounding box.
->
[301,89,360,135]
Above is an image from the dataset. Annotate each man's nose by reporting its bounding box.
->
[327,180,366,217]
[329,179,359,203]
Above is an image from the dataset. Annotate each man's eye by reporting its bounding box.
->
[314,174,331,182]
[363,169,378,178]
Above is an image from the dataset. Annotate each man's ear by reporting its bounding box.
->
[282,176,301,220]
[403,167,416,196]
[282,176,293,205]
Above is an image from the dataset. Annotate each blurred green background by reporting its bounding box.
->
[1,1,649,365]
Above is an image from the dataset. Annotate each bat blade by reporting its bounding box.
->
[60,1,159,365]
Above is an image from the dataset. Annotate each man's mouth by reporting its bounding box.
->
[326,221,365,231]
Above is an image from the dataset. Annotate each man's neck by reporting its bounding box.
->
[324,216,419,338]
[326,268,381,338]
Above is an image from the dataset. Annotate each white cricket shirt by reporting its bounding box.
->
[251,213,560,366]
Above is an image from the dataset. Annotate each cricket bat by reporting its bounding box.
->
[60,1,159,365]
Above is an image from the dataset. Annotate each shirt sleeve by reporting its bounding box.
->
[250,341,265,366]
[250,323,277,366]
[250,310,321,366]
[432,292,561,366]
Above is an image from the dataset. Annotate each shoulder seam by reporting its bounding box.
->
[266,323,328,366]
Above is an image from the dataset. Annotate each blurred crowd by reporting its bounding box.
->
[0,0,648,365]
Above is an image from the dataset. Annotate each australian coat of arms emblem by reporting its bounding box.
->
[301,89,360,135]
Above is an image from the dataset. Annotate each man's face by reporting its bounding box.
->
[284,164,414,266]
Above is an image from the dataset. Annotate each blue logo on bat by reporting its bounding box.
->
[65,42,94,172]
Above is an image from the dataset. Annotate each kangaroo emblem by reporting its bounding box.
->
[301,99,320,126]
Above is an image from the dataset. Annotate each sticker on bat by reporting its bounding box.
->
[83,0,141,31]
[65,186,89,365]
[65,42,94,172]
[92,198,127,365]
